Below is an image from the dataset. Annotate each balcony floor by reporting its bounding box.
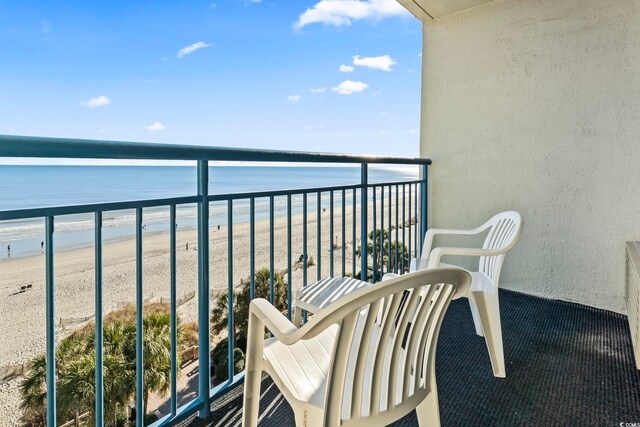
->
[180,289,640,426]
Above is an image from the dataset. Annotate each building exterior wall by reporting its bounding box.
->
[420,0,640,312]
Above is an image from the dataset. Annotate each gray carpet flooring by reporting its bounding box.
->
[181,289,640,426]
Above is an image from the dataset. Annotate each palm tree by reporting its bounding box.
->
[210,268,288,381]
[57,354,95,426]
[103,320,135,426]
[356,229,410,281]
[20,332,91,426]
[20,303,182,426]
[141,311,173,418]
[212,267,288,348]
[20,354,47,425]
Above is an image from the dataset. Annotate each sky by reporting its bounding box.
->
[0,0,423,160]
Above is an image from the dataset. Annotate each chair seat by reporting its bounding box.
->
[263,315,411,418]
[411,260,494,294]
[263,324,338,409]
[437,264,495,293]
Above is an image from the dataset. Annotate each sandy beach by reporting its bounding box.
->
[0,198,417,424]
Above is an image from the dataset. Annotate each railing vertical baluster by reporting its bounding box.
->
[303,193,308,323]
[45,216,56,427]
[360,164,368,281]
[227,200,234,381]
[352,188,356,276]
[388,186,392,273]
[402,184,406,273]
[380,186,385,277]
[250,198,255,301]
[414,183,418,258]
[330,191,334,277]
[421,165,428,253]
[169,205,178,418]
[372,186,377,283]
[95,212,104,427]
[197,160,211,418]
[135,208,143,427]
[395,185,399,274]
[317,192,322,281]
[269,196,275,304]
[287,195,292,320]
[341,189,346,277]
[408,184,412,260]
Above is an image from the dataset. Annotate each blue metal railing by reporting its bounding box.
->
[0,134,430,427]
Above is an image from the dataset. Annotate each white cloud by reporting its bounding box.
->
[339,64,355,73]
[310,87,327,93]
[145,122,166,132]
[83,96,110,108]
[177,41,211,58]
[353,54,396,71]
[294,0,408,29]
[287,95,301,102]
[332,80,368,95]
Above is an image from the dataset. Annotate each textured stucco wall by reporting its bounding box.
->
[420,0,640,312]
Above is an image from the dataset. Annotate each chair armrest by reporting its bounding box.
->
[422,224,489,258]
[249,299,300,345]
[428,247,504,268]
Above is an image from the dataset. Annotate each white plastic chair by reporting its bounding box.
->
[242,269,471,427]
[398,211,523,378]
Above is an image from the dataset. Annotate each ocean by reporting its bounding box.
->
[0,165,417,259]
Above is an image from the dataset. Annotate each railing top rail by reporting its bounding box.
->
[0,135,431,165]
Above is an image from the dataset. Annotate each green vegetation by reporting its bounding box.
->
[356,229,411,282]
[21,303,188,426]
[210,267,288,381]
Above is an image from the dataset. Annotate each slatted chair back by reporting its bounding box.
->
[478,211,523,283]
[302,268,470,427]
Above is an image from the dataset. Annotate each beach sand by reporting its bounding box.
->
[0,198,418,425]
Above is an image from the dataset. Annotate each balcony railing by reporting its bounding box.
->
[0,135,430,427]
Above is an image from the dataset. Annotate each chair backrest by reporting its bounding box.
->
[478,211,523,283]
[304,269,471,427]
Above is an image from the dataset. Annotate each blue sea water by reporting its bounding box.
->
[0,165,417,259]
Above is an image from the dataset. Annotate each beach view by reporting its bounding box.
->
[0,164,419,425]
[2,0,639,425]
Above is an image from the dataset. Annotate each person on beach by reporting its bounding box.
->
[7,244,10,257]
[217,224,221,231]
[186,242,189,251]
[41,241,44,252]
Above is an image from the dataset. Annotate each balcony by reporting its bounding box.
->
[1,135,639,427]
[0,135,429,426]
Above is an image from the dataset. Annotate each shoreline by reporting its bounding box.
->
[0,193,357,261]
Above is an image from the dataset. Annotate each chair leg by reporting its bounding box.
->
[243,315,265,427]
[293,305,302,327]
[471,291,506,378]
[416,375,440,427]
[467,296,484,337]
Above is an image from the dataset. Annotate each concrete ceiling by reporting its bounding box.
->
[396,0,494,20]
